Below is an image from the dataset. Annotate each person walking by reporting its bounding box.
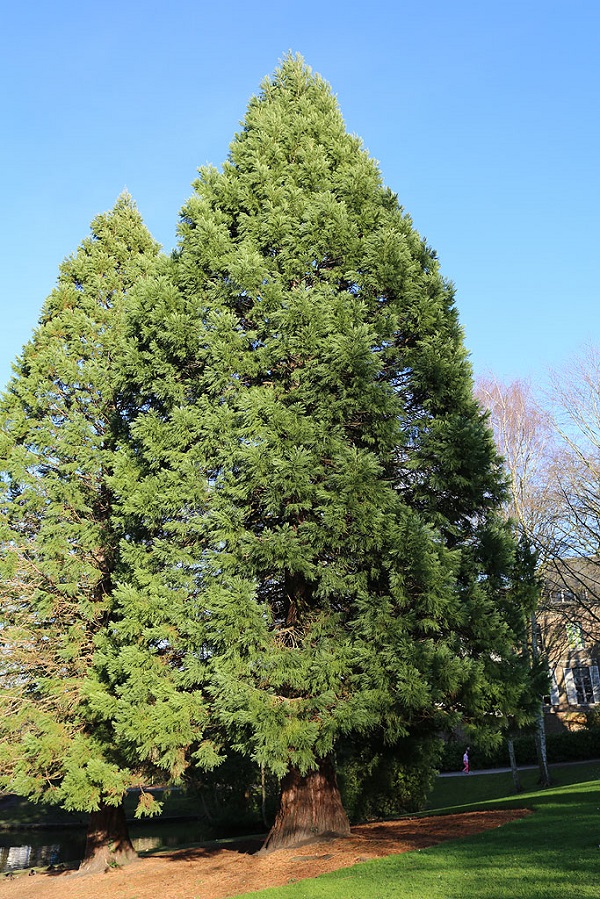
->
[462,747,470,774]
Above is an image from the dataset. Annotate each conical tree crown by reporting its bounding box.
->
[173,55,500,521]
[122,57,531,778]
[0,196,163,811]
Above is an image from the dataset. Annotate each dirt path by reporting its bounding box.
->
[2,809,530,899]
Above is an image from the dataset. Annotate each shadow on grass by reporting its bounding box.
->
[148,835,265,861]
[425,761,600,817]
[231,767,600,899]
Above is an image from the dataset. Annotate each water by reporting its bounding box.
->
[0,820,216,874]
[0,831,85,874]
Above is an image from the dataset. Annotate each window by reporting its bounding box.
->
[564,665,600,705]
[566,621,585,650]
[552,589,577,603]
[573,666,594,703]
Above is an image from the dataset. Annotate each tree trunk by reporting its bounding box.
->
[529,611,552,787]
[507,737,522,793]
[262,758,350,852]
[534,704,552,787]
[261,764,269,830]
[78,801,137,873]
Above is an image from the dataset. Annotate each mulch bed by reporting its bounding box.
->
[2,809,531,899]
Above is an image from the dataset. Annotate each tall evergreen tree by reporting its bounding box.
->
[0,196,163,871]
[118,56,534,849]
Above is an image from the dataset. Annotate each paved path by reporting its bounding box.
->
[438,758,600,777]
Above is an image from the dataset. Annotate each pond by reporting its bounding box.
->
[0,820,218,874]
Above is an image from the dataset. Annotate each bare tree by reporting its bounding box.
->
[478,362,600,643]
[478,358,600,750]
[475,376,554,785]
[475,377,560,559]
[548,346,600,620]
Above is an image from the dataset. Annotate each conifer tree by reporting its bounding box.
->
[121,56,534,849]
[0,196,163,871]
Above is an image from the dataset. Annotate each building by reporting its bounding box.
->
[538,558,600,731]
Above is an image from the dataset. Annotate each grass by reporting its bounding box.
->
[427,760,600,814]
[231,762,600,899]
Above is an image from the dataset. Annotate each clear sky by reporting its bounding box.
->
[1,0,598,393]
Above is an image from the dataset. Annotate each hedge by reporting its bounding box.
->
[440,729,600,772]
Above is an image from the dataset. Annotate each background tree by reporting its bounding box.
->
[474,377,560,556]
[547,346,600,619]
[474,376,561,785]
[0,195,164,872]
[118,56,536,850]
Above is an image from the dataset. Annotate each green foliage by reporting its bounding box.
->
[115,54,536,795]
[181,752,279,835]
[584,705,600,730]
[337,736,443,821]
[0,57,538,829]
[0,195,163,813]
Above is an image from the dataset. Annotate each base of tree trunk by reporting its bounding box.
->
[78,801,137,873]
[262,758,350,852]
[534,707,552,788]
[507,737,522,793]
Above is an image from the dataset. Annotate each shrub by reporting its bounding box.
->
[337,737,443,822]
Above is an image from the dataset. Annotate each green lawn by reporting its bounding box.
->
[427,761,600,814]
[232,763,600,899]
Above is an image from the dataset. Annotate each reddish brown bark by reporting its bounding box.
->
[78,801,137,873]
[262,758,350,852]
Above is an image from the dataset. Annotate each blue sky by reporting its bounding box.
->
[1,0,598,393]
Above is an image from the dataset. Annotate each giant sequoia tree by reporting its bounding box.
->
[114,56,535,851]
[0,196,163,871]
